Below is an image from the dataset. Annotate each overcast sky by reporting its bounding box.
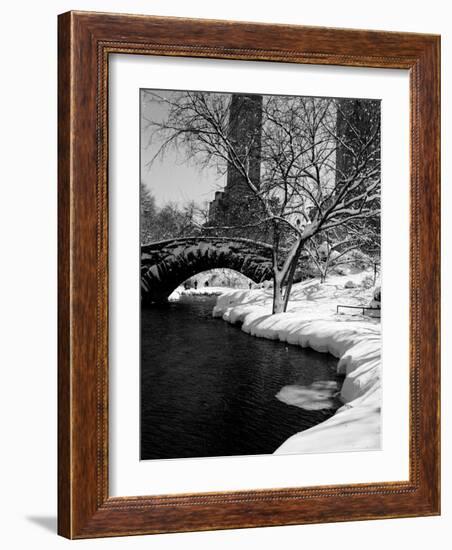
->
[140,89,226,209]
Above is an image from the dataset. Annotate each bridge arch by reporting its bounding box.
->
[141,237,274,304]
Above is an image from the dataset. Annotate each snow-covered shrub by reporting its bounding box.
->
[347,249,371,270]
[317,240,331,259]
[367,286,381,314]
[334,265,348,276]
[373,286,381,302]
[361,275,374,289]
[304,282,320,296]
[344,280,356,289]
[295,260,318,282]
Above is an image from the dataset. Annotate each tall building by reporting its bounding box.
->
[334,98,381,254]
[208,94,263,236]
[335,98,381,185]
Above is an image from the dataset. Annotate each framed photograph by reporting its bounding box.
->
[58,11,440,538]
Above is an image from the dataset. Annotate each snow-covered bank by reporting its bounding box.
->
[212,271,381,454]
[168,286,228,301]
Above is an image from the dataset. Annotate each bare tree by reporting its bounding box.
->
[143,90,380,313]
[353,219,381,285]
[140,184,201,243]
[140,182,158,245]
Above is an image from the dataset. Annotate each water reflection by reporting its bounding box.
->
[276,380,342,410]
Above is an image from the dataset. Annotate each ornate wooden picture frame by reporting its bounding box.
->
[58,11,440,539]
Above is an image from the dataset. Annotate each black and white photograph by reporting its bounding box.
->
[140,89,381,461]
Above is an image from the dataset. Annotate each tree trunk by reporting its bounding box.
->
[271,220,284,314]
[272,276,285,314]
[282,241,304,312]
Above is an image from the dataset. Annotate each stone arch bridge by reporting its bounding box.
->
[141,237,275,304]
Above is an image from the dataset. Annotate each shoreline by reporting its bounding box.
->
[211,278,381,454]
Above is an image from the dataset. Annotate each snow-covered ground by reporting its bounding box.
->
[212,270,381,455]
[169,286,228,301]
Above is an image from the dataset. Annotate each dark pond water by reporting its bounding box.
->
[141,296,343,460]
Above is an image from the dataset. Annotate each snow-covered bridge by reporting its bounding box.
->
[141,237,274,304]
